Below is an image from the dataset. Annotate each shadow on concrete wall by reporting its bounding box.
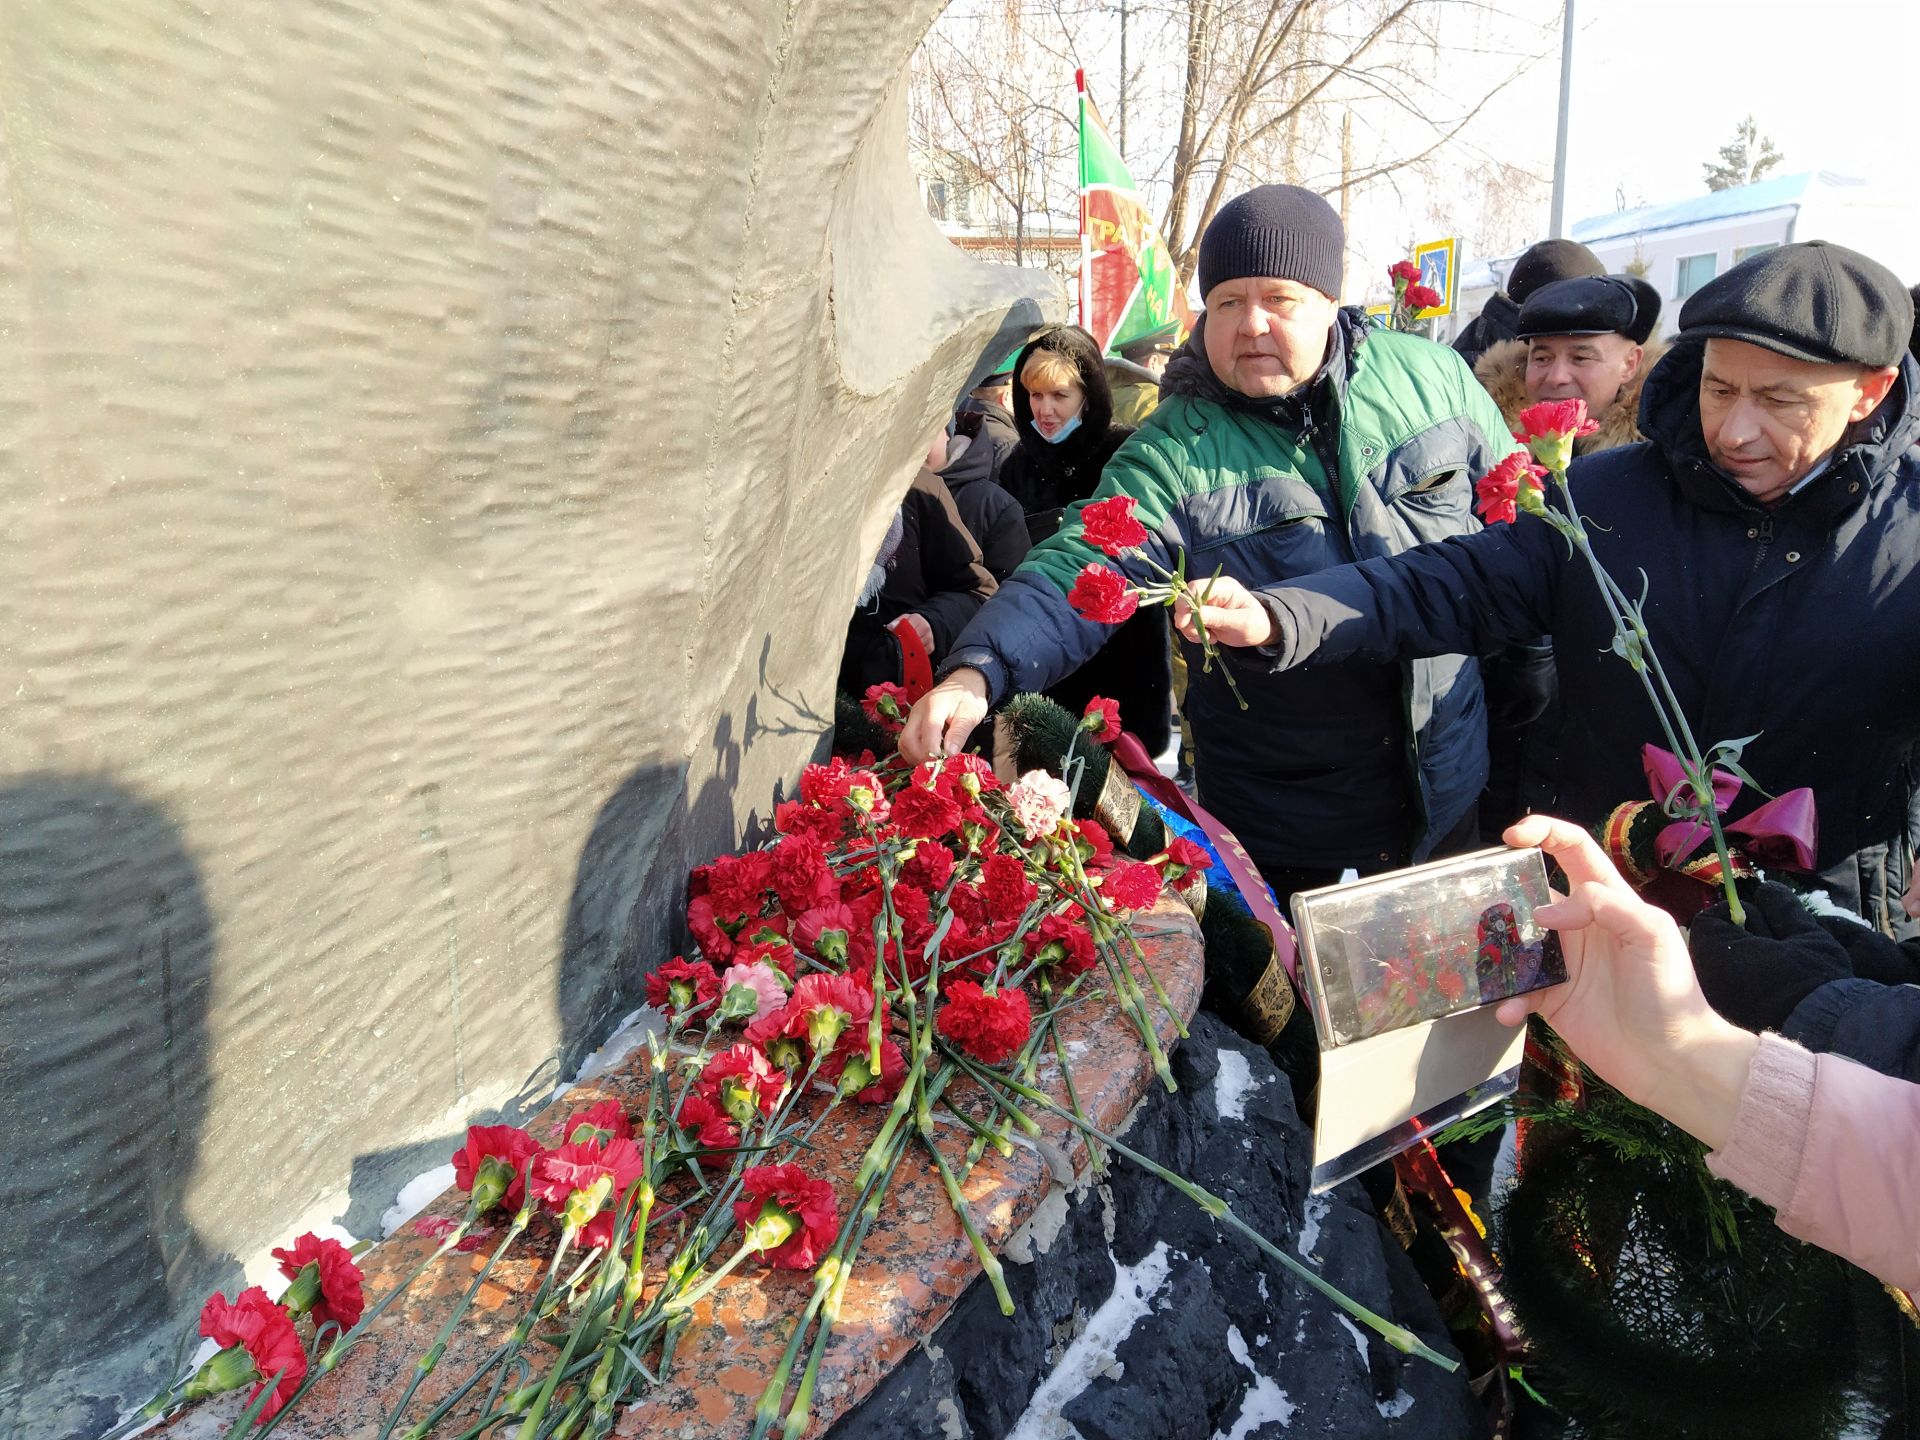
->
[0,775,233,1438]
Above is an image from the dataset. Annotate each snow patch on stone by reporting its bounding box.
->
[1377,1387,1416,1419]
[1213,1048,1260,1122]
[381,1163,457,1238]
[1005,1184,1074,1264]
[557,1005,660,1094]
[1213,1323,1296,1437]
[1006,1242,1174,1440]
[1334,1313,1371,1369]
[1296,1192,1328,1260]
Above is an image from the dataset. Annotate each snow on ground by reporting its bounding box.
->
[1296,1193,1328,1261]
[1005,1242,1175,1440]
[1212,1324,1296,1438]
[555,1006,660,1096]
[380,1163,458,1238]
[1212,1049,1261,1122]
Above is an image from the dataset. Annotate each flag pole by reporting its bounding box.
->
[1076,69,1092,330]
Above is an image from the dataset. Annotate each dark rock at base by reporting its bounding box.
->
[830,1012,1487,1440]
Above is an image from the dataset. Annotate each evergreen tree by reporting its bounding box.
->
[1702,116,1784,192]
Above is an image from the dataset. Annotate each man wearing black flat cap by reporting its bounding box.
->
[1178,239,1920,943]
[1474,274,1665,454]
[1452,237,1606,368]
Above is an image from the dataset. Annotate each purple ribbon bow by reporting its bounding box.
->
[1640,743,1819,874]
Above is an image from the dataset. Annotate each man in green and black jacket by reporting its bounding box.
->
[901,184,1522,903]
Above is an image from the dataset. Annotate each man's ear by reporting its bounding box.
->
[1851,365,1900,421]
[1621,343,1645,381]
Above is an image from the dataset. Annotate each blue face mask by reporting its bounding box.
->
[1038,414,1083,445]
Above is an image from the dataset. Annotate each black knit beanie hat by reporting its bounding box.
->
[1197,185,1344,302]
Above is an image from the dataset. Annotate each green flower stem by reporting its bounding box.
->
[917,1121,1015,1316]
[476,1227,577,1425]
[748,1088,925,1440]
[384,1341,513,1440]
[1043,977,1104,1174]
[507,1232,618,1440]
[1553,477,1746,925]
[950,1054,1460,1372]
[381,1207,534,1439]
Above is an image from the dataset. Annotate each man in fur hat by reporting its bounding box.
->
[1475,274,1664,454]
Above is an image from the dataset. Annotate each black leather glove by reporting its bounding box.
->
[1687,881,1854,1032]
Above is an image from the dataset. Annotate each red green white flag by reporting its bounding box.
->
[1078,69,1193,355]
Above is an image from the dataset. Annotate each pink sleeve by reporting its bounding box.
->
[1707,1032,1920,1292]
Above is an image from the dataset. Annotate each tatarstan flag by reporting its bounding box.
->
[1077,69,1193,356]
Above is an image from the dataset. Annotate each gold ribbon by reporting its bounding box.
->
[1238,951,1296,1045]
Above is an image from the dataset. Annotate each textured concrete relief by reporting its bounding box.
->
[0,3,1056,1429]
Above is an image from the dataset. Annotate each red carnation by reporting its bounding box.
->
[938,752,1001,798]
[1079,495,1151,557]
[698,1042,790,1125]
[734,1163,840,1270]
[1161,836,1214,890]
[769,833,839,914]
[775,797,846,846]
[1388,258,1422,285]
[861,680,913,732]
[1025,912,1098,978]
[687,893,737,964]
[1080,695,1124,743]
[1100,860,1164,912]
[452,1124,542,1216]
[675,1091,741,1149]
[1068,564,1140,624]
[980,852,1038,925]
[645,955,721,1017]
[706,852,773,924]
[1515,397,1600,443]
[783,971,875,1052]
[532,1137,645,1237]
[1071,819,1115,868]
[1515,397,1600,472]
[1473,451,1543,526]
[1436,967,1468,1005]
[1404,283,1442,311]
[196,1287,308,1420]
[271,1233,365,1336]
[795,901,857,964]
[892,782,963,840]
[737,934,799,981]
[822,1035,907,1103]
[563,1098,632,1147]
[936,980,1033,1065]
[902,840,955,890]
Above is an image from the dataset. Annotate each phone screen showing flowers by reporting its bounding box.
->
[1291,846,1567,1048]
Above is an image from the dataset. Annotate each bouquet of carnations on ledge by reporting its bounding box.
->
[112,702,1452,1440]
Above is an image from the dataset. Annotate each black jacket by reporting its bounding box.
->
[839,468,997,694]
[1690,882,1920,1078]
[1451,291,1520,369]
[999,326,1173,754]
[938,425,1031,582]
[1256,342,1920,930]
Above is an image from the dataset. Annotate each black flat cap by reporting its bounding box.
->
[1680,240,1913,369]
[1516,275,1662,345]
[1506,238,1604,305]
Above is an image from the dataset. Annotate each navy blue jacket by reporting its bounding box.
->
[1255,341,1920,927]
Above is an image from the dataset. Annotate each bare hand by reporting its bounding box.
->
[1172,575,1273,648]
[896,613,934,653]
[1903,862,1920,920]
[1498,815,1755,1150]
[900,668,989,763]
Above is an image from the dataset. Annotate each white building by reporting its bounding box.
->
[1451,172,1918,345]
